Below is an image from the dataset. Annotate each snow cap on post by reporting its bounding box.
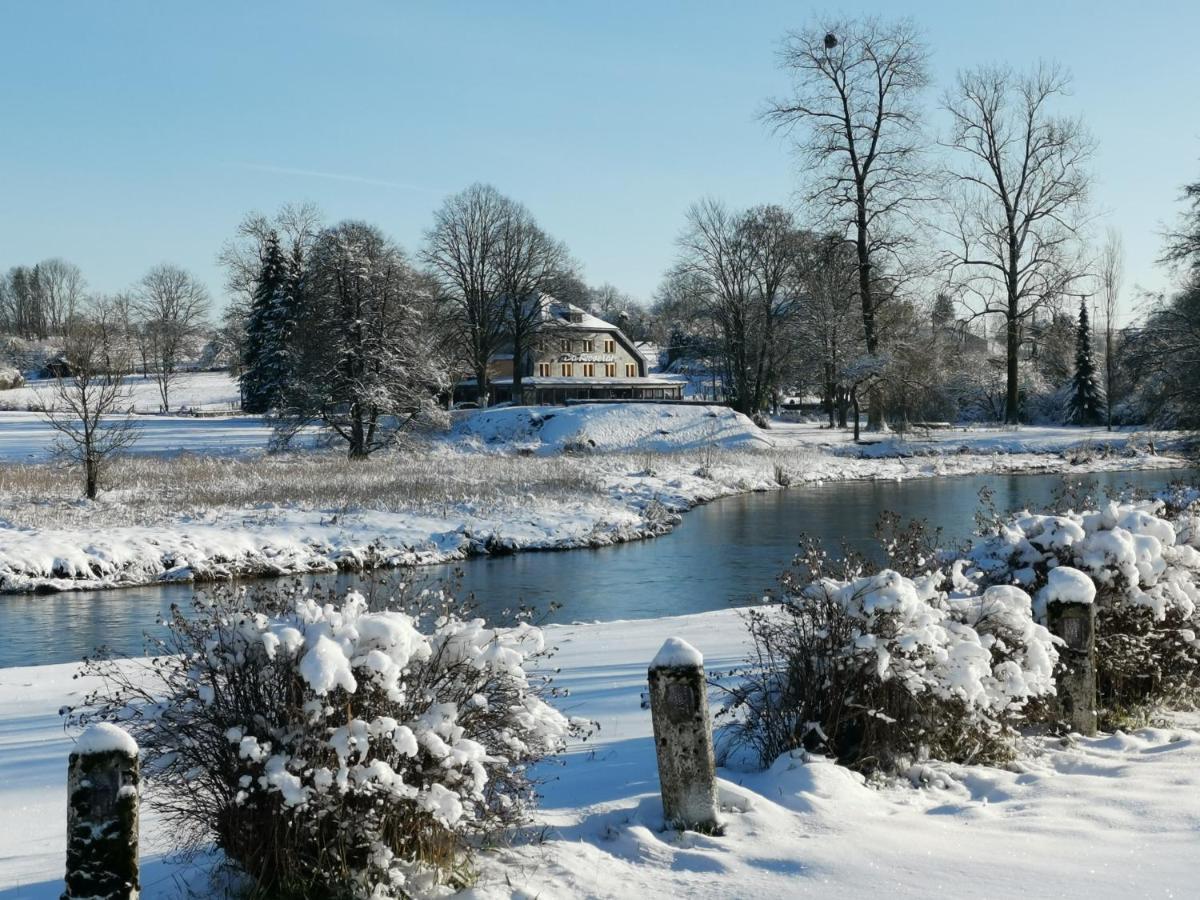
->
[651,636,704,670]
[75,722,139,757]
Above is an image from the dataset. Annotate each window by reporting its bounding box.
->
[604,363,616,377]
[625,363,637,377]
[582,363,595,377]
[603,339,615,353]
[537,363,551,377]
[560,339,572,352]
[561,363,573,377]
[582,339,594,352]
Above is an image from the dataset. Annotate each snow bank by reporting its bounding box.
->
[451,403,773,454]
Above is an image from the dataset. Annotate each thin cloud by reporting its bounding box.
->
[235,162,442,194]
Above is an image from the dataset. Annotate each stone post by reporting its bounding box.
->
[64,723,140,900]
[647,637,722,834]
[1047,600,1098,736]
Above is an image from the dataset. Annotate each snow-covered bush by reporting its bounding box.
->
[68,585,583,897]
[0,365,22,390]
[958,495,1200,723]
[723,539,1059,773]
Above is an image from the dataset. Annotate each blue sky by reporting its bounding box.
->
[1,1,1196,318]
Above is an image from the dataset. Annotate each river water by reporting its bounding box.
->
[2,466,1193,668]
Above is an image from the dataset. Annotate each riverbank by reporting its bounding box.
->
[0,417,1185,600]
[2,607,1198,899]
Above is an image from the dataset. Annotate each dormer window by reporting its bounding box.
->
[569,311,584,324]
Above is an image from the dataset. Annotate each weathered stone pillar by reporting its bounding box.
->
[1047,600,1098,737]
[647,637,722,833]
[64,723,140,900]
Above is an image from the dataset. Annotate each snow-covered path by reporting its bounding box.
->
[2,608,1198,899]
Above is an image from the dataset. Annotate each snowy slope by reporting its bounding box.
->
[2,608,1198,899]
[451,404,774,454]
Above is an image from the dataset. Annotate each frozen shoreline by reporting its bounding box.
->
[0,442,1190,596]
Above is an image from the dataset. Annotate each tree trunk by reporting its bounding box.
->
[855,200,884,431]
[1105,328,1114,431]
[85,454,99,500]
[475,364,489,408]
[851,387,861,442]
[511,331,525,403]
[1005,302,1020,425]
[348,409,368,459]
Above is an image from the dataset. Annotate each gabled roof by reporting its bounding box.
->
[535,295,647,368]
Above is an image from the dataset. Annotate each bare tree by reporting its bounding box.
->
[36,258,87,333]
[765,17,930,429]
[42,311,140,499]
[1099,228,1124,430]
[1161,174,1200,275]
[219,203,323,304]
[794,233,863,427]
[492,200,571,398]
[674,199,801,416]
[134,265,211,411]
[942,62,1094,424]
[422,184,508,406]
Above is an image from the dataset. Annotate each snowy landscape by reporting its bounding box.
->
[5,4,1200,900]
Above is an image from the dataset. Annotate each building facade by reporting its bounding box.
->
[462,299,683,405]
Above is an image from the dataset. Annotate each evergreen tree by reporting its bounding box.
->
[1067,298,1104,425]
[239,231,292,414]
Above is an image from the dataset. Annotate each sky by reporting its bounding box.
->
[1,0,1197,321]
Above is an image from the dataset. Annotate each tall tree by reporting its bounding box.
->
[37,258,86,333]
[279,222,447,458]
[134,264,211,411]
[1162,171,1200,275]
[239,230,294,414]
[794,234,865,428]
[1099,228,1124,430]
[1067,299,1103,425]
[422,184,507,406]
[41,309,140,499]
[673,199,801,416]
[765,17,930,429]
[942,62,1094,424]
[492,200,570,398]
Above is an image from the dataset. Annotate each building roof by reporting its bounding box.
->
[533,295,648,368]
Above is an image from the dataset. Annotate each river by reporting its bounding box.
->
[1,466,1193,668]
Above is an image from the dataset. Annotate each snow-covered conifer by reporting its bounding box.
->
[1067,298,1105,425]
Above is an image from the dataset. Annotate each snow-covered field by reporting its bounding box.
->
[0,403,1191,593]
[2,608,1198,899]
[0,371,241,415]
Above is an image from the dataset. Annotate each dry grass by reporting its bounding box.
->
[0,448,613,530]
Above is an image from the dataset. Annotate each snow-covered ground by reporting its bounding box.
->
[0,404,1191,593]
[2,608,1197,899]
[0,371,241,415]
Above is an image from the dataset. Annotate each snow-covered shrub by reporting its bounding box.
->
[0,365,22,390]
[68,585,583,897]
[958,495,1200,723]
[723,538,1058,773]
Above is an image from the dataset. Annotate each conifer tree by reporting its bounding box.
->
[240,231,292,414]
[1067,298,1104,425]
